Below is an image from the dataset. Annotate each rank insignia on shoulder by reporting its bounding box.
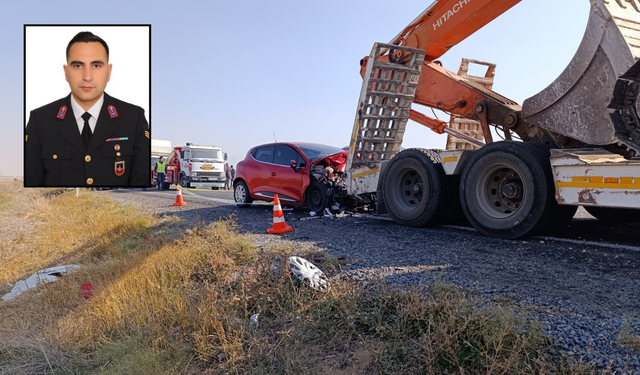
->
[108,105,118,119]
[25,135,28,142]
[56,106,67,120]
[144,130,150,139]
[115,160,125,176]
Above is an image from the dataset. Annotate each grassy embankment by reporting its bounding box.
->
[0,180,603,374]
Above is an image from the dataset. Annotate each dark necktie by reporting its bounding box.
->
[81,112,92,151]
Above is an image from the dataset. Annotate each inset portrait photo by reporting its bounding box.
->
[24,25,151,188]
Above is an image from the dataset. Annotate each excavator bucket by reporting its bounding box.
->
[522,0,640,154]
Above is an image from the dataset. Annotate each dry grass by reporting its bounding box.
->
[0,183,599,374]
[618,318,640,352]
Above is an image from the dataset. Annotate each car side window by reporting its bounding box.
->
[274,145,302,167]
[253,146,274,163]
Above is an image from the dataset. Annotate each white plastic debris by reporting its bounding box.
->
[323,208,333,217]
[288,256,330,291]
[331,203,340,211]
[309,211,316,217]
[2,265,81,301]
[249,313,260,328]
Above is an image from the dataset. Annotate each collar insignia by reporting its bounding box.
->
[56,106,67,120]
[108,105,118,119]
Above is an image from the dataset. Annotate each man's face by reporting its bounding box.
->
[64,42,112,110]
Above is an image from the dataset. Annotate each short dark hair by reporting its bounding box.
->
[66,31,109,61]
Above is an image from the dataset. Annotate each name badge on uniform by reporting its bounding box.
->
[115,161,125,176]
[108,105,119,119]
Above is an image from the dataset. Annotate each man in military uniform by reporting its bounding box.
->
[25,31,150,187]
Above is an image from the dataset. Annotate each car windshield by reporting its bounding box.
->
[191,149,223,162]
[296,144,343,161]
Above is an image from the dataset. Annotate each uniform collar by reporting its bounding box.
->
[70,93,105,121]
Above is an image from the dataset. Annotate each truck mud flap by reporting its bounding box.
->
[522,1,640,152]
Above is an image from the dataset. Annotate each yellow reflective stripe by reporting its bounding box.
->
[349,120,360,154]
[556,181,640,189]
[351,168,379,179]
[442,157,458,163]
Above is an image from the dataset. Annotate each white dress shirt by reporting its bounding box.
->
[70,94,104,135]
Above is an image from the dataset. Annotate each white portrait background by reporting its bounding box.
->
[25,25,150,125]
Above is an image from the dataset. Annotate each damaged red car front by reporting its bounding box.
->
[233,142,349,213]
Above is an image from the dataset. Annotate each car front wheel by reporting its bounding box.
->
[306,181,331,214]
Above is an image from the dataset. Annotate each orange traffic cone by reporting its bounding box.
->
[268,194,292,234]
[173,184,187,206]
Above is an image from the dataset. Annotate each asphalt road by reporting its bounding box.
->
[124,186,640,248]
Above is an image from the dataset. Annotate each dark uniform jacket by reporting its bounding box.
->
[25,93,150,187]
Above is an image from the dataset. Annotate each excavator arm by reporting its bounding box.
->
[360,0,640,156]
[388,0,520,61]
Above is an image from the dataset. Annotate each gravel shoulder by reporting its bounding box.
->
[105,188,640,373]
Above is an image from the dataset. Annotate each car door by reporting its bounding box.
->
[247,145,274,195]
[269,145,305,204]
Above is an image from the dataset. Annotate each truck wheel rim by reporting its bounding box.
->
[394,167,425,211]
[476,163,524,219]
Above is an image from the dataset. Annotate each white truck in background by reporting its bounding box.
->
[165,143,228,190]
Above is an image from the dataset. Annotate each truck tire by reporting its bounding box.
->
[306,181,331,214]
[180,174,190,189]
[234,180,253,208]
[381,148,450,227]
[584,206,640,223]
[459,141,557,239]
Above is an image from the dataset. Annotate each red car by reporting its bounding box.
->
[233,142,348,212]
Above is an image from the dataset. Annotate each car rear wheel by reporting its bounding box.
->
[234,180,253,208]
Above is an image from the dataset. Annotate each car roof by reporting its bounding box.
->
[253,142,330,148]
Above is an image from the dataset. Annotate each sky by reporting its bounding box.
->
[0,0,590,177]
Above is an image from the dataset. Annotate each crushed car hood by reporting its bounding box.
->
[310,151,348,173]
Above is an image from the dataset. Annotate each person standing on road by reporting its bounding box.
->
[230,165,235,189]
[155,156,166,190]
[225,163,232,189]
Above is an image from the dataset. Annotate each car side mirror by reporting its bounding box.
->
[290,160,299,173]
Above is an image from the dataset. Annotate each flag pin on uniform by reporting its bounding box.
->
[114,144,120,151]
[108,105,118,118]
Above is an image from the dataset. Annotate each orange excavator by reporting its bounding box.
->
[345,0,640,239]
